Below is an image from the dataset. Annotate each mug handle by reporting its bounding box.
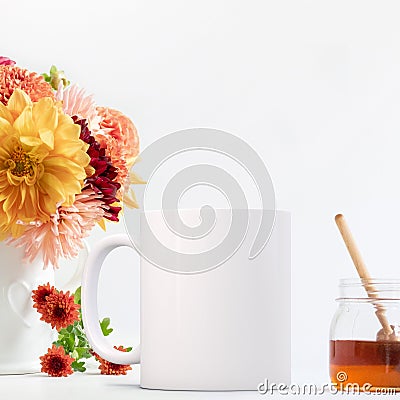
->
[81,234,140,365]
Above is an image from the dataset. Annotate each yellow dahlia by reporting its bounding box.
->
[0,89,90,236]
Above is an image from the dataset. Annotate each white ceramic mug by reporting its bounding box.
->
[0,242,88,374]
[81,209,290,390]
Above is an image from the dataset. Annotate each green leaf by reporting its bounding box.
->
[100,317,113,336]
[77,337,87,347]
[125,347,133,352]
[42,73,50,82]
[75,347,89,358]
[74,287,81,305]
[76,322,84,333]
[64,333,76,352]
[71,360,86,373]
[71,350,79,360]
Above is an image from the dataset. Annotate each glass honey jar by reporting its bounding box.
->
[330,278,400,392]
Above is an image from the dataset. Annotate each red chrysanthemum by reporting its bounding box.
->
[0,65,54,105]
[94,346,132,375]
[32,283,57,313]
[73,116,122,222]
[39,290,80,331]
[40,345,74,377]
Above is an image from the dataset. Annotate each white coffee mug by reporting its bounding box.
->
[81,209,290,390]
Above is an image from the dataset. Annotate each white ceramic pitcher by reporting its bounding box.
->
[0,241,87,374]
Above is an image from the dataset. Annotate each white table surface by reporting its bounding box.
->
[0,370,382,400]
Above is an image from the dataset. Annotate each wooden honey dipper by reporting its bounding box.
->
[335,214,397,340]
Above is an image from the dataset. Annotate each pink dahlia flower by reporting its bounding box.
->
[8,188,104,268]
[56,84,101,132]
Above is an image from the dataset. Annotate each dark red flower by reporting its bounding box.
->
[40,345,74,377]
[94,346,132,375]
[32,283,57,313]
[39,290,80,331]
[73,116,122,222]
[0,56,15,66]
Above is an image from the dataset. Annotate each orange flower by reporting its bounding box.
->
[40,345,74,377]
[96,107,139,167]
[0,65,54,105]
[94,346,132,375]
[95,107,140,206]
[38,290,80,331]
[32,283,57,313]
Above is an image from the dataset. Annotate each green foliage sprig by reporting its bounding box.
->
[53,287,131,373]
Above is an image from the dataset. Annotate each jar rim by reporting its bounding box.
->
[337,278,400,301]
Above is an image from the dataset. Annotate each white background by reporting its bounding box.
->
[4,0,400,389]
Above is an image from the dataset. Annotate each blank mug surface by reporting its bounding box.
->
[140,209,290,390]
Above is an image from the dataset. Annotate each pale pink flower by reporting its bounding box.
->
[56,83,101,131]
[8,188,104,268]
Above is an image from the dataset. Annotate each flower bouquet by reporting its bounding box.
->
[0,56,142,375]
[0,56,142,267]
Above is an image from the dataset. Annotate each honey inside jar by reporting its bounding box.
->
[330,339,400,390]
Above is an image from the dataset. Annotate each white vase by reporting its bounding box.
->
[0,241,87,374]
